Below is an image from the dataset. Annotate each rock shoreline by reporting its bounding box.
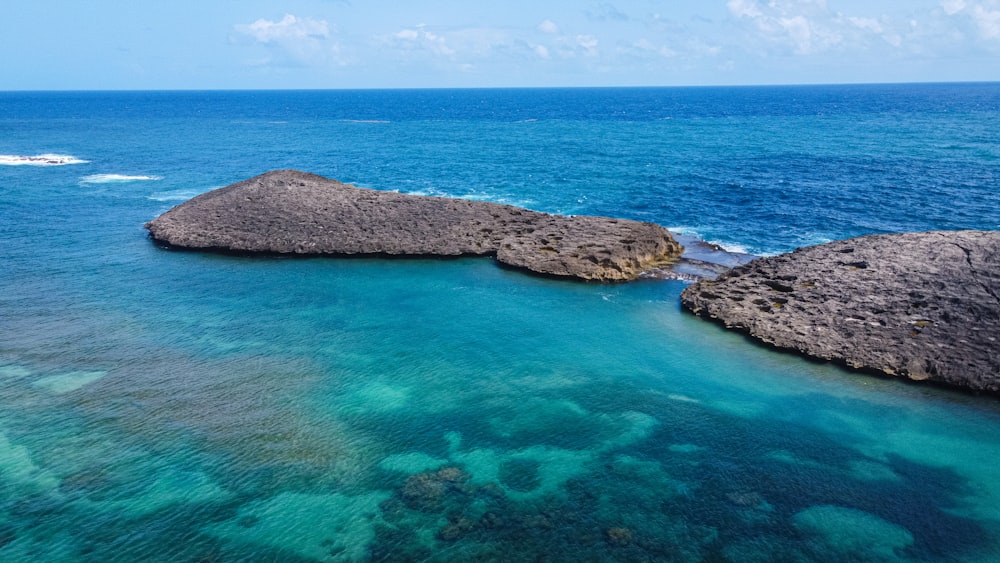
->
[145,170,683,282]
[681,231,1000,394]
[145,171,1000,395]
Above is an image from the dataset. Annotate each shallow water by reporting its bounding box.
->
[1,85,999,561]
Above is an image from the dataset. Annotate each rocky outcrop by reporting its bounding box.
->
[145,170,682,282]
[681,231,1000,393]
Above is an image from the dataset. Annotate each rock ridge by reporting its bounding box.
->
[145,170,683,282]
[681,230,1000,394]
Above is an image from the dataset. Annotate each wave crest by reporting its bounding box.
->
[148,189,204,202]
[80,174,163,184]
[0,154,89,166]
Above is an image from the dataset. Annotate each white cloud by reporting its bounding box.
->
[783,16,817,53]
[228,1,998,86]
[385,25,455,56]
[576,35,600,57]
[848,17,883,34]
[727,0,763,19]
[940,1,1000,42]
[587,3,630,22]
[538,20,560,34]
[447,27,516,58]
[972,4,1000,39]
[619,38,677,59]
[942,0,968,15]
[395,29,419,41]
[232,14,354,69]
[236,14,329,43]
[410,22,606,63]
[379,25,544,67]
[726,0,919,55]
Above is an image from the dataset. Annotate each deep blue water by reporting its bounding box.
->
[1,84,999,561]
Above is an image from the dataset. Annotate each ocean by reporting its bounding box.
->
[1,84,999,561]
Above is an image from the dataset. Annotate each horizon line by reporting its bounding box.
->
[3,80,999,94]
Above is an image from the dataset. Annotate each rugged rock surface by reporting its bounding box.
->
[681,231,1000,393]
[145,170,682,282]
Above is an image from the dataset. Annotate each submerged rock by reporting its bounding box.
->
[681,230,1000,393]
[605,526,634,546]
[399,466,471,512]
[144,170,682,282]
[437,516,476,542]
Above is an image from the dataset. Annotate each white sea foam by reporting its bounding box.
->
[669,226,832,257]
[459,193,494,201]
[147,189,206,202]
[707,239,754,255]
[458,192,538,208]
[80,174,163,184]
[796,235,835,249]
[668,226,758,256]
[396,186,536,208]
[666,225,701,237]
[398,188,436,197]
[397,186,455,198]
[668,393,701,404]
[0,153,88,166]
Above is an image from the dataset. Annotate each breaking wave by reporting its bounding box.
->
[394,186,537,209]
[147,189,206,202]
[80,174,163,184]
[667,226,757,256]
[0,154,89,166]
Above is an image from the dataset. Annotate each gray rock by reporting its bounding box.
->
[145,170,682,282]
[681,231,1000,393]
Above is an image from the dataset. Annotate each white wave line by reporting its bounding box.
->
[0,154,89,166]
[80,174,163,184]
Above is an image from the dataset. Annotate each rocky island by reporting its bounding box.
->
[145,170,683,282]
[681,231,1000,393]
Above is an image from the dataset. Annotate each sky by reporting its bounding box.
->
[2,1,998,90]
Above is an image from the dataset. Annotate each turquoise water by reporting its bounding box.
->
[1,85,1000,561]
